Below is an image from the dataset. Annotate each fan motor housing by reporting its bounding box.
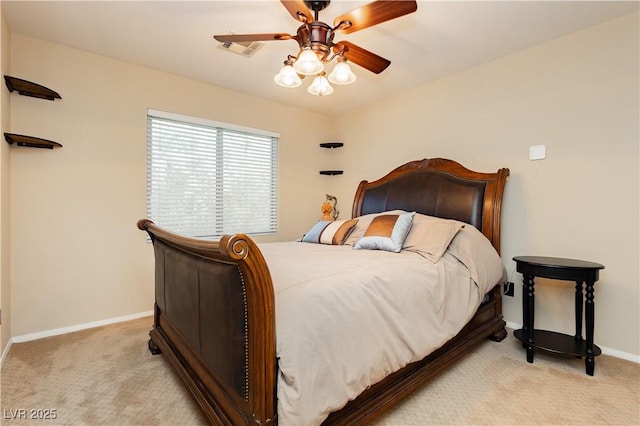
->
[297,21,334,60]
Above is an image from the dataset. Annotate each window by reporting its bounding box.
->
[147,109,278,238]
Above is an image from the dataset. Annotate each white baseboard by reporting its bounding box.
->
[602,347,640,363]
[0,338,12,369]
[4,315,638,365]
[504,320,639,364]
[10,311,153,344]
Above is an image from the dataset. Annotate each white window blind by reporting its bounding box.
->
[147,109,278,238]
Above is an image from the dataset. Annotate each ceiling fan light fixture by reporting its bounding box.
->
[294,47,324,75]
[328,60,356,85]
[308,72,333,96]
[217,1,418,98]
[274,61,302,88]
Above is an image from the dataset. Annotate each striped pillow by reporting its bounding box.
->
[302,219,359,245]
[353,212,415,252]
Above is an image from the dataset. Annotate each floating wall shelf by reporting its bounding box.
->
[4,133,63,149]
[4,75,61,101]
[4,75,63,149]
[319,142,343,175]
[319,142,344,149]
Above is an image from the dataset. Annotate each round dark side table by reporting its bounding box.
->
[512,256,605,376]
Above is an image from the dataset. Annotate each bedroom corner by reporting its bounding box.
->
[0,3,13,366]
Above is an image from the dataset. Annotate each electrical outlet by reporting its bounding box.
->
[503,281,515,297]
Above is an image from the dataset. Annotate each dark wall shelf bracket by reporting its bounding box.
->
[4,133,63,149]
[4,75,61,101]
[320,142,344,149]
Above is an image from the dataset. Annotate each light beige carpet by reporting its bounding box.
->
[2,317,639,425]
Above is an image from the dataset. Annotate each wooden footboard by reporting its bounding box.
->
[138,219,277,425]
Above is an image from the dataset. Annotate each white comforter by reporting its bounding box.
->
[259,241,499,425]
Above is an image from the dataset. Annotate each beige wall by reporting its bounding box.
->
[6,11,639,359]
[8,34,333,337]
[331,12,639,357]
[1,5,12,356]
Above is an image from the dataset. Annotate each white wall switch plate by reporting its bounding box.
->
[529,145,546,160]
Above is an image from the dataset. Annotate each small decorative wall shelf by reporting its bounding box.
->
[319,142,343,149]
[4,75,63,149]
[4,133,62,149]
[319,142,343,175]
[4,75,61,101]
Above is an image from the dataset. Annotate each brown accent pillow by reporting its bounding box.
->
[344,210,407,246]
[364,215,399,237]
[353,212,415,253]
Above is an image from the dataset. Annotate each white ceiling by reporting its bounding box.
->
[3,1,638,116]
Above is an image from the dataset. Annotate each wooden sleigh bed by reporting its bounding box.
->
[138,157,510,425]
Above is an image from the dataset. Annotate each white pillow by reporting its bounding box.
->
[353,212,415,253]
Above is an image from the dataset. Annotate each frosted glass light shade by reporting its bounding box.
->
[328,61,356,85]
[294,48,324,76]
[274,64,302,88]
[308,74,333,96]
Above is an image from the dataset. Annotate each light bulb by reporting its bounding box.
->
[308,74,333,96]
[274,63,301,88]
[294,48,324,76]
[328,61,356,85]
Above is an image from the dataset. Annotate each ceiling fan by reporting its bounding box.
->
[214,0,418,96]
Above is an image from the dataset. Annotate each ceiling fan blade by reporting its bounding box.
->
[280,0,314,23]
[214,33,296,43]
[333,0,418,34]
[334,41,390,74]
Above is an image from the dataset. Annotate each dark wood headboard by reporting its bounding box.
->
[351,158,510,253]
